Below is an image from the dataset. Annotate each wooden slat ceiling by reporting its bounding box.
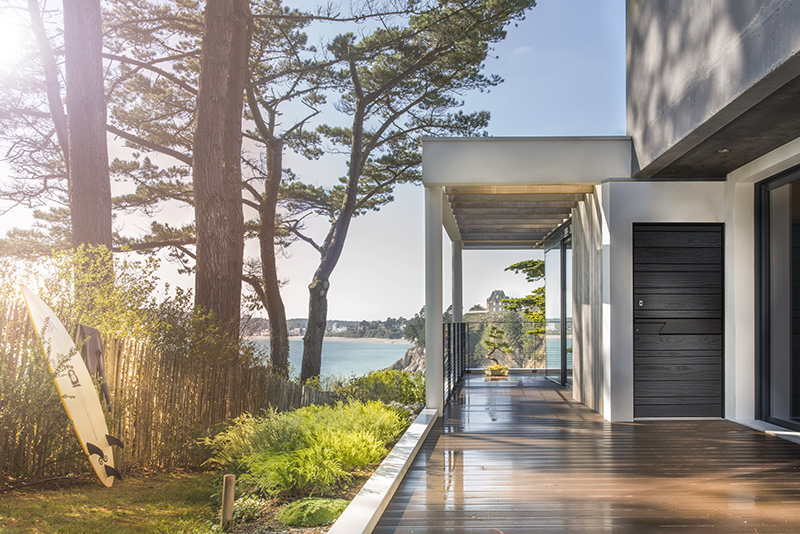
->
[445,184,595,249]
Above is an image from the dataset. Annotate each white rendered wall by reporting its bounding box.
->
[725,137,800,424]
[422,137,631,186]
[572,189,605,414]
[601,180,726,422]
[425,186,444,416]
[723,180,755,422]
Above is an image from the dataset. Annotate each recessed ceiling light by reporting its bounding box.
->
[717,148,730,154]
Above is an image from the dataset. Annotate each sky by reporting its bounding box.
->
[0,0,626,322]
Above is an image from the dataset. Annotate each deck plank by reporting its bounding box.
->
[373,375,800,534]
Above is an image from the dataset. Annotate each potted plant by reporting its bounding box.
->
[483,325,512,377]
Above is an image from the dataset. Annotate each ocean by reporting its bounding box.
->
[251,337,413,379]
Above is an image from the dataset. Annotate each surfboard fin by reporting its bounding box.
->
[104,464,122,481]
[106,434,124,448]
[86,442,104,457]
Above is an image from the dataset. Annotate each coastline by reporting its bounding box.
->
[248,335,411,345]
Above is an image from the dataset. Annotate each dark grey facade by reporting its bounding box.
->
[627,0,800,178]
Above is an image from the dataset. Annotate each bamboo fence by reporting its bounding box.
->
[1,300,339,481]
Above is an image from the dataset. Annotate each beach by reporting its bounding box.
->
[249,335,410,345]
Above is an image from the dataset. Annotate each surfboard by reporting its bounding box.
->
[20,286,123,487]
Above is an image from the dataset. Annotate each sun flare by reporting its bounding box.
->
[0,17,28,76]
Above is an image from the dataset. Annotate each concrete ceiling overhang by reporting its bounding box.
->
[422,137,632,250]
[637,54,800,178]
[445,184,595,249]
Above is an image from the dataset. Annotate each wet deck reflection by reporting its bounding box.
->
[373,374,800,533]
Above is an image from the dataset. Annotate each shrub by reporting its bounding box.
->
[0,332,84,480]
[277,497,349,527]
[204,401,408,498]
[200,413,262,473]
[231,495,269,524]
[328,369,425,405]
[318,430,386,471]
[247,444,352,496]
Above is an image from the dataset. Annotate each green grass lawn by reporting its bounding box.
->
[0,472,217,534]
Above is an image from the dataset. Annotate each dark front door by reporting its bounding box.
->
[633,224,724,418]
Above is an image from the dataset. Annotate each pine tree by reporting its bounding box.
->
[292,0,537,383]
[502,259,546,335]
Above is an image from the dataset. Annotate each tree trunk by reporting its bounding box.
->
[63,0,112,249]
[300,99,365,383]
[260,137,290,376]
[193,0,250,346]
[300,275,329,382]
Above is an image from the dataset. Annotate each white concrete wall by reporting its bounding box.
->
[425,186,444,416]
[572,190,604,413]
[601,180,726,421]
[725,137,800,424]
[422,137,631,186]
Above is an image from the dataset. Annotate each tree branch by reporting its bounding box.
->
[245,81,276,144]
[363,92,430,157]
[355,162,415,211]
[349,58,364,102]
[243,198,260,210]
[107,124,192,165]
[27,0,69,172]
[241,179,264,205]
[175,244,196,260]
[103,53,198,95]
[113,237,195,253]
[251,7,423,23]
[283,106,321,139]
[242,274,267,309]
[105,17,203,34]
[289,225,322,253]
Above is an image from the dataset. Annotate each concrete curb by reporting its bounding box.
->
[328,408,439,534]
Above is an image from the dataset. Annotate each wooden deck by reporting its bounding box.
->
[374,374,800,534]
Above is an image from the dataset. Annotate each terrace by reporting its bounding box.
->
[373,374,800,533]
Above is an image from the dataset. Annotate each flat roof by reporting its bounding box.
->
[422,137,632,249]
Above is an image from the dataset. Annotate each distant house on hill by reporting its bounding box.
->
[329,322,348,333]
[486,290,507,312]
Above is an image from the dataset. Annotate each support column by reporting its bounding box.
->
[425,185,444,416]
[452,241,463,323]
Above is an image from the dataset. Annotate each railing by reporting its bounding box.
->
[443,322,467,402]
[464,320,547,370]
[443,317,571,405]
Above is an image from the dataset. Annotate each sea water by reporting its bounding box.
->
[252,338,413,379]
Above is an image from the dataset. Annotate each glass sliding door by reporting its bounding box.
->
[544,223,573,388]
[758,165,800,430]
[544,245,562,381]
